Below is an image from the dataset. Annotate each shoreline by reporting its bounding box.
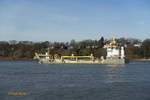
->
[0,57,33,60]
[0,57,150,61]
[129,58,150,61]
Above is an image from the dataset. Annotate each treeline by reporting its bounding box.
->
[0,37,150,60]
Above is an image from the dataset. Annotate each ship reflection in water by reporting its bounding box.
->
[0,60,150,100]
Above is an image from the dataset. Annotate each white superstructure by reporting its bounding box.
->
[105,37,125,59]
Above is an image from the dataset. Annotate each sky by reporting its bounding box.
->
[0,0,150,42]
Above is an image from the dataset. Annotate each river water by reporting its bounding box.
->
[0,60,150,100]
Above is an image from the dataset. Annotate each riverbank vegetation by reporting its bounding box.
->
[0,37,150,60]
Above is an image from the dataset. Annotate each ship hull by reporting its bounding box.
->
[37,58,126,65]
[102,58,125,65]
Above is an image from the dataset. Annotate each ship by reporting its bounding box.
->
[34,37,127,64]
